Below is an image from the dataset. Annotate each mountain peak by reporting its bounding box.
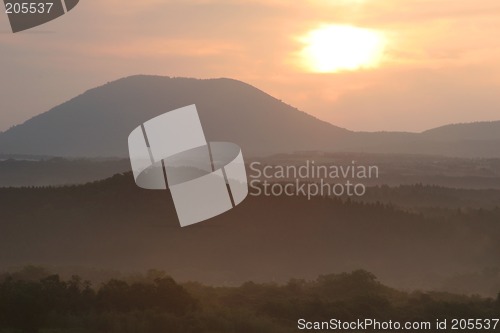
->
[0,75,349,158]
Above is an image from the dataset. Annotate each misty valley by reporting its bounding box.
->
[0,77,500,332]
[0,154,499,332]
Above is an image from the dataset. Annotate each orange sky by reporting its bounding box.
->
[1,0,500,132]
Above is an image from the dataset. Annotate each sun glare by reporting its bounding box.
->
[300,25,386,73]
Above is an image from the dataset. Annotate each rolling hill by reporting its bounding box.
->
[0,173,499,295]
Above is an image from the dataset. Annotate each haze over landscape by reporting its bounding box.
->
[1,1,500,331]
[0,74,498,297]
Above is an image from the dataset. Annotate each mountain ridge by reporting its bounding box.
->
[1,75,499,158]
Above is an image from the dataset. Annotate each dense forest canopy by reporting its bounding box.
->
[0,268,498,333]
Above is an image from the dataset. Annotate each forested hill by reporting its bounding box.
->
[0,173,499,295]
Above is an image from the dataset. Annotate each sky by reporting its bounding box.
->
[1,0,500,132]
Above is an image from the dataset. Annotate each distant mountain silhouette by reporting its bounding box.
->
[0,76,348,157]
[422,121,500,141]
[0,75,499,158]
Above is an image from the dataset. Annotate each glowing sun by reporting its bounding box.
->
[300,25,386,73]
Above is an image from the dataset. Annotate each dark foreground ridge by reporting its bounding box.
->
[0,267,499,333]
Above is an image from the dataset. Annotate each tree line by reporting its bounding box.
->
[0,268,498,333]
